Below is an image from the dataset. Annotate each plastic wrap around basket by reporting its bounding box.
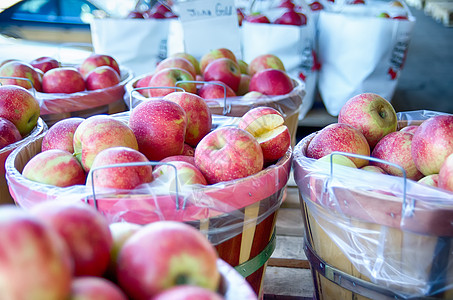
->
[37,67,134,127]
[124,74,305,147]
[0,117,47,205]
[292,119,453,299]
[216,259,258,299]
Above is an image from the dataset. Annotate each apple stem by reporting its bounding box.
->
[379,111,387,119]
[174,273,190,285]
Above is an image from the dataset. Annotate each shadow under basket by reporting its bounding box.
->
[5,133,293,299]
[293,130,453,300]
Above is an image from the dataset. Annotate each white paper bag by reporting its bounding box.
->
[317,1,416,116]
[90,18,172,76]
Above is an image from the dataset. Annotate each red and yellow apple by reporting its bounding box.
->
[200,48,237,75]
[155,57,197,79]
[41,117,84,153]
[197,80,236,99]
[85,66,121,91]
[79,54,120,78]
[148,67,196,97]
[0,60,42,91]
[30,56,59,73]
[249,68,294,96]
[70,276,128,300]
[438,153,453,192]
[248,54,286,76]
[203,58,242,92]
[42,67,86,94]
[0,116,21,148]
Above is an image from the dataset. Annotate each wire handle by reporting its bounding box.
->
[0,76,36,97]
[129,86,185,110]
[175,80,232,115]
[87,161,183,211]
[327,151,412,217]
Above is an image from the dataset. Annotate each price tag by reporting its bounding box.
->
[174,0,242,59]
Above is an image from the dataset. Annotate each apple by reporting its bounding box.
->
[194,127,264,184]
[0,58,19,67]
[41,117,84,152]
[160,155,196,167]
[153,161,208,191]
[0,85,40,136]
[0,116,21,148]
[30,56,59,73]
[377,12,391,18]
[22,149,86,187]
[245,13,271,24]
[134,73,155,97]
[31,202,113,277]
[129,99,187,161]
[279,0,296,9]
[171,52,201,75]
[117,221,221,299]
[199,48,237,75]
[42,67,86,93]
[237,59,249,74]
[0,205,73,300]
[242,91,268,101]
[338,93,398,148]
[143,10,165,18]
[249,68,294,96]
[418,174,439,187]
[309,1,324,11]
[182,143,195,156]
[153,285,224,300]
[163,91,212,147]
[306,123,371,168]
[70,277,128,300]
[237,7,245,26]
[79,54,120,78]
[85,66,121,91]
[237,74,251,96]
[393,15,409,20]
[400,125,419,134]
[203,58,242,92]
[108,222,142,272]
[73,115,139,172]
[360,165,387,174]
[274,10,307,26]
[350,0,365,4]
[371,131,423,180]
[127,10,145,18]
[411,115,453,176]
[238,107,291,162]
[86,146,153,190]
[0,60,42,91]
[248,54,286,76]
[316,153,358,168]
[197,80,237,99]
[148,67,196,97]
[438,153,453,192]
[155,57,197,79]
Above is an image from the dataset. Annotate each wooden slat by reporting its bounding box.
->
[268,258,311,269]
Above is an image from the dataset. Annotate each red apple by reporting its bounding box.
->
[182,143,195,156]
[31,202,113,277]
[41,117,84,152]
[203,58,242,92]
[117,221,221,299]
[238,107,291,162]
[249,69,294,96]
[194,127,264,184]
[279,0,296,9]
[393,15,409,20]
[42,67,86,93]
[198,80,237,99]
[73,115,139,172]
[0,205,73,300]
[237,74,251,96]
[399,125,419,134]
[70,276,128,300]
[248,54,286,76]
[309,1,324,11]
[85,66,121,90]
[338,93,398,148]
[274,10,307,26]
[127,10,145,18]
[360,165,387,174]
[143,10,166,18]
[30,56,59,73]
[163,91,212,147]
[0,60,42,91]
[160,155,196,166]
[87,146,153,190]
[245,13,271,24]
[199,48,237,75]
[371,131,423,180]
[0,116,21,148]
[156,57,197,79]
[171,52,201,75]
[153,161,208,190]
[153,285,224,300]
[22,149,86,187]
[438,153,453,192]
[411,115,453,176]
[129,99,187,161]
[134,73,154,96]
[0,85,40,136]
[306,123,371,168]
[108,222,142,268]
[79,54,120,78]
[417,174,439,187]
[242,91,268,101]
[148,67,196,97]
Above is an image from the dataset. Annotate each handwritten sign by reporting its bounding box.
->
[172,0,241,60]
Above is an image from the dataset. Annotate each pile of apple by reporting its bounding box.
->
[133,47,295,102]
[21,86,291,192]
[126,1,177,19]
[238,0,309,26]
[0,85,40,149]
[305,92,453,192]
[0,53,123,94]
[0,201,235,299]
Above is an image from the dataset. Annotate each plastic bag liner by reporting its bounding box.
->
[123,75,305,147]
[217,259,258,300]
[0,118,47,205]
[37,67,134,126]
[293,110,453,299]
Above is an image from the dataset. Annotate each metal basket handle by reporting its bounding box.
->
[0,76,36,97]
[129,86,185,110]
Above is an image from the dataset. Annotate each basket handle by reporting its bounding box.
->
[0,76,36,97]
[129,86,185,110]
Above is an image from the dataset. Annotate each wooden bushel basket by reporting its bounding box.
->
[124,75,305,148]
[0,118,47,205]
[5,129,292,298]
[38,67,134,127]
[293,123,453,299]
